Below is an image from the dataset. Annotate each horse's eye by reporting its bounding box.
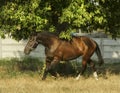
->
[29,37,34,41]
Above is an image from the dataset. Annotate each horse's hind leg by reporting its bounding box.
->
[88,59,98,80]
[76,58,87,80]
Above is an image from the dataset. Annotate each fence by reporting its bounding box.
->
[0,38,45,58]
[91,38,120,62]
[0,37,120,62]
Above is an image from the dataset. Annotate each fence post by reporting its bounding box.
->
[100,38,104,57]
[0,38,2,58]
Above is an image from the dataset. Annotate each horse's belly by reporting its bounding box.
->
[62,49,82,61]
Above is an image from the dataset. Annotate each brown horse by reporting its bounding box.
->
[24,32,104,80]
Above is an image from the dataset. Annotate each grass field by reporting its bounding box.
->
[0,58,120,93]
[0,74,120,93]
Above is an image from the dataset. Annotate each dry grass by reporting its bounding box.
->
[0,59,120,93]
[0,74,120,93]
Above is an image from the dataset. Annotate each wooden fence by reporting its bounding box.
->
[0,37,120,62]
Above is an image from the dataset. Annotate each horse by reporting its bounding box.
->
[24,32,104,80]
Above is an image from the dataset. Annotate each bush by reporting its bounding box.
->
[0,57,44,72]
[0,57,81,78]
[56,62,77,76]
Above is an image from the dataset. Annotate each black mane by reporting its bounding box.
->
[39,31,58,36]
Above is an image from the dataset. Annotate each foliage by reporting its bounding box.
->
[0,0,120,40]
[0,57,120,79]
[99,0,120,38]
[0,57,44,78]
[0,57,77,77]
[0,57,43,72]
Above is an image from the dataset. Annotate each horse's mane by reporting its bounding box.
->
[37,31,59,39]
[36,31,53,35]
[37,31,81,42]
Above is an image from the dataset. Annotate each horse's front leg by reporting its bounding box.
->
[42,57,59,80]
[42,60,51,80]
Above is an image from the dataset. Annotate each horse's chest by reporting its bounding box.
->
[45,44,59,55]
[50,44,59,53]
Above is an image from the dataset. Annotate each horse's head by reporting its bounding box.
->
[24,33,39,55]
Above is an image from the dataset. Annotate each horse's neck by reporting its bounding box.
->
[38,35,59,48]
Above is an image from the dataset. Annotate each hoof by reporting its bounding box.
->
[93,71,98,80]
[76,74,81,80]
[42,77,46,80]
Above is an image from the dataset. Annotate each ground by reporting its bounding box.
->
[0,75,120,93]
[0,59,120,93]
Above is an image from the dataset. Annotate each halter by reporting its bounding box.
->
[28,41,38,50]
[26,36,39,50]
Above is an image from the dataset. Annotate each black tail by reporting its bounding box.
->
[95,42,104,66]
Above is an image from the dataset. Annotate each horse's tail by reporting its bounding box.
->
[95,42,104,66]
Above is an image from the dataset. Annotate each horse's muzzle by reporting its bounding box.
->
[24,48,31,55]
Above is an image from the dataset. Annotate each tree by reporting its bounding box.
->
[0,0,120,40]
[99,0,120,39]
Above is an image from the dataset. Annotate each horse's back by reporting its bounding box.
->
[72,36,96,47]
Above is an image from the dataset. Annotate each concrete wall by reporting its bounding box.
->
[0,37,120,62]
[90,38,120,62]
[0,38,45,58]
